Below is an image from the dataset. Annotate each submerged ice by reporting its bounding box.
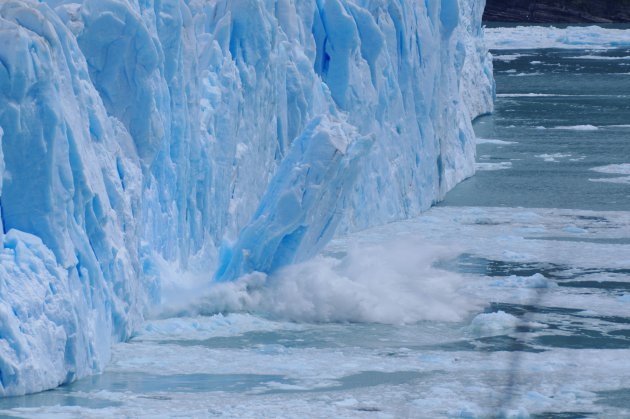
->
[0,0,493,395]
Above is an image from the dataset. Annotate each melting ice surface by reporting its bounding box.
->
[2,24,630,418]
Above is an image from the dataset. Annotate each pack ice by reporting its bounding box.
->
[0,0,493,395]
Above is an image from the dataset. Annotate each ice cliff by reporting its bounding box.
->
[0,0,493,395]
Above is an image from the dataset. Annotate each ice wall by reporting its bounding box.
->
[0,0,492,395]
[459,0,495,118]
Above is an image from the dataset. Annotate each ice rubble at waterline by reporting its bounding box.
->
[0,0,493,395]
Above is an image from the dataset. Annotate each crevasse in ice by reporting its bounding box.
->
[0,0,493,395]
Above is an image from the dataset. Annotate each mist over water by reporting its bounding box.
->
[171,238,478,325]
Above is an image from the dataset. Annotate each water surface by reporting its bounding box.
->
[1,27,629,419]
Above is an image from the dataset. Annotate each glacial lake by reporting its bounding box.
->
[1,27,630,419]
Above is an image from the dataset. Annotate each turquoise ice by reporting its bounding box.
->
[0,0,492,395]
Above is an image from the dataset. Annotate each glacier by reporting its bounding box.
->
[0,0,493,396]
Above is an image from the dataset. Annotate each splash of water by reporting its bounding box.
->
[159,237,479,325]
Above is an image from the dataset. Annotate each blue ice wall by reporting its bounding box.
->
[215,115,373,281]
[0,0,492,395]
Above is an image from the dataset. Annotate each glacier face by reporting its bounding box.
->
[0,0,492,396]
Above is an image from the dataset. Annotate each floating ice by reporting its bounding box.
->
[563,225,588,234]
[589,177,630,185]
[476,138,517,145]
[553,125,599,131]
[490,273,556,289]
[508,72,543,77]
[497,93,566,98]
[536,153,573,162]
[485,25,630,50]
[475,162,513,171]
[589,164,630,185]
[567,55,630,60]
[590,164,630,175]
[619,295,630,303]
[468,311,520,337]
[492,53,532,62]
[0,205,629,416]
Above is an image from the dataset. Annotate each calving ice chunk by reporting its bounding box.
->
[215,115,373,281]
[0,0,493,395]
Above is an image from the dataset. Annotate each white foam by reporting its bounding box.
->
[192,238,479,324]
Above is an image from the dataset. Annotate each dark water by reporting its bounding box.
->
[442,47,630,210]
